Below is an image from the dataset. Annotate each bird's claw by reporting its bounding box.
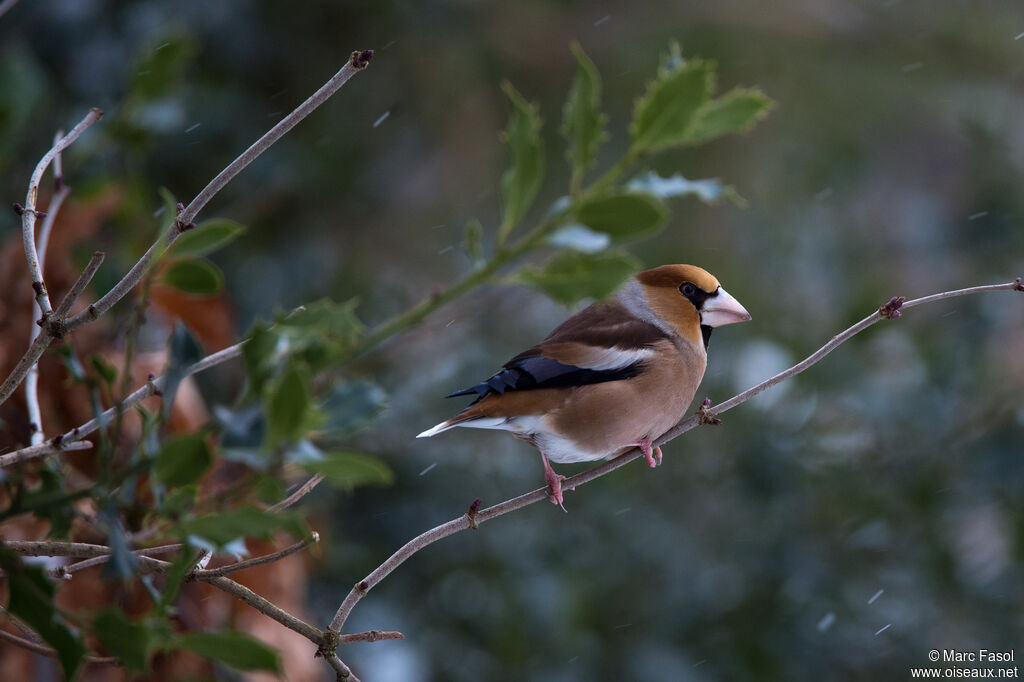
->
[634,437,662,468]
[545,472,567,512]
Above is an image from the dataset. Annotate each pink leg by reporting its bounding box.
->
[541,452,567,511]
[633,437,662,468]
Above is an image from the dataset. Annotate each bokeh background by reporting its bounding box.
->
[3,0,1024,680]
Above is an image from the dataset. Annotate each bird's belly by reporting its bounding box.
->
[542,364,700,462]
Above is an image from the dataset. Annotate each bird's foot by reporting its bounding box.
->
[541,453,568,512]
[633,437,662,468]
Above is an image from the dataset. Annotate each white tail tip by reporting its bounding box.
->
[416,421,450,438]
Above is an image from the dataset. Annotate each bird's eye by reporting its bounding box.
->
[680,283,696,297]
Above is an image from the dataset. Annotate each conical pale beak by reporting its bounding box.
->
[700,286,751,327]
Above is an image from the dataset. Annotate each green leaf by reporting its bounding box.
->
[94,610,152,672]
[131,35,197,101]
[155,434,212,487]
[574,192,669,242]
[157,549,196,614]
[684,87,774,146]
[463,218,484,265]
[302,451,394,492]
[278,298,363,343]
[0,550,86,681]
[498,81,544,242]
[175,505,308,549]
[516,249,642,305]
[160,485,198,517]
[630,45,713,154]
[152,187,180,262]
[241,323,279,397]
[89,354,118,386]
[320,380,388,437]
[266,361,311,444]
[178,631,281,673]
[161,259,223,295]
[562,42,607,180]
[162,323,204,420]
[170,219,246,257]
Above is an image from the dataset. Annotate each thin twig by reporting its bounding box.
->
[0,343,243,467]
[64,50,374,337]
[326,279,1024,634]
[1,541,324,643]
[19,110,102,318]
[337,630,404,645]
[0,604,43,642]
[0,439,93,467]
[324,653,362,682]
[192,534,318,579]
[267,474,325,512]
[54,544,183,579]
[0,0,21,18]
[24,131,73,445]
[203,576,324,642]
[53,251,105,319]
[0,627,118,665]
[178,50,373,227]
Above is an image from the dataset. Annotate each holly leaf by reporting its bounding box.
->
[684,87,774,146]
[516,249,641,305]
[155,434,212,487]
[0,550,85,681]
[562,42,607,179]
[161,259,223,295]
[178,631,280,672]
[302,451,394,493]
[574,192,669,242]
[498,81,544,242]
[170,219,246,257]
[630,44,713,154]
[94,610,152,673]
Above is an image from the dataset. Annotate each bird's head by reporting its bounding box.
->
[633,264,751,349]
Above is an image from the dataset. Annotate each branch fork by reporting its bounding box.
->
[696,397,721,426]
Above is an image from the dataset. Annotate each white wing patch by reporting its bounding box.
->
[573,345,654,371]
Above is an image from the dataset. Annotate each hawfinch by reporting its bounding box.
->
[417,264,751,508]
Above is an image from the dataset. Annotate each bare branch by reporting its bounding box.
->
[267,473,325,512]
[326,278,1024,634]
[1,541,325,643]
[324,653,362,682]
[54,544,183,579]
[21,129,75,441]
[203,575,324,642]
[0,627,118,665]
[64,50,374,337]
[192,534,318,579]
[20,109,103,318]
[0,0,21,18]
[53,251,106,319]
[0,439,93,467]
[0,342,243,467]
[338,630,404,645]
[178,49,373,227]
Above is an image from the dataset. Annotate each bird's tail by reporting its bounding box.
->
[416,412,511,439]
[416,419,458,438]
